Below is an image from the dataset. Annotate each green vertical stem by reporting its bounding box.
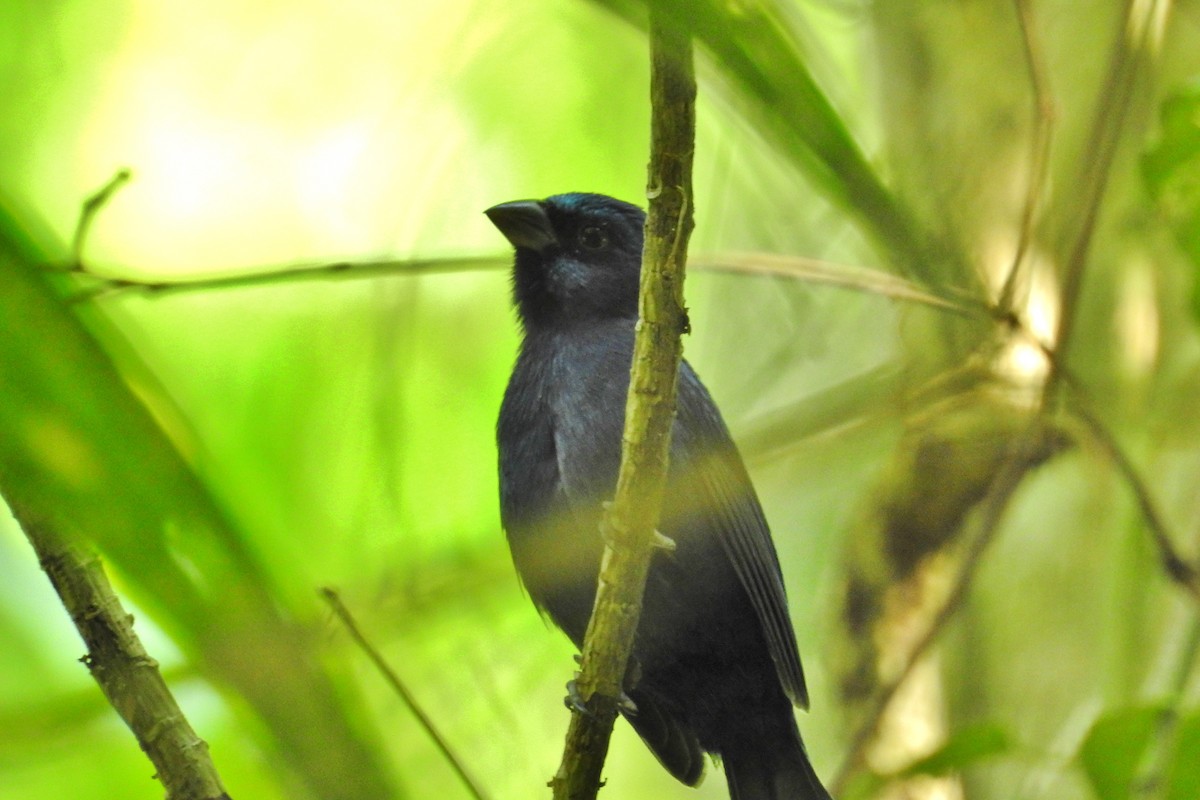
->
[549,12,696,800]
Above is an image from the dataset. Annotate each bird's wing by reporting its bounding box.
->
[673,363,810,709]
[547,333,809,708]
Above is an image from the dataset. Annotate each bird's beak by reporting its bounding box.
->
[485,200,558,253]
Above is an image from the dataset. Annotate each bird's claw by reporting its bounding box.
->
[564,679,639,717]
[597,502,675,554]
[565,679,590,715]
[651,529,676,553]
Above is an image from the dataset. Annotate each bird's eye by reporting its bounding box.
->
[579,226,609,250]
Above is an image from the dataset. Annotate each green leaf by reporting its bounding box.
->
[1166,711,1200,800]
[1079,705,1165,800]
[899,722,1011,777]
[1141,84,1200,322]
[838,723,1011,800]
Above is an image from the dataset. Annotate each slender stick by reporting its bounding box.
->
[997,0,1054,315]
[319,588,488,800]
[1045,0,1172,400]
[62,256,506,302]
[549,14,696,800]
[57,251,976,318]
[1071,405,1200,602]
[71,168,132,267]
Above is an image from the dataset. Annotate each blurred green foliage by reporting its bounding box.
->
[1142,83,1200,321]
[1,1,1199,799]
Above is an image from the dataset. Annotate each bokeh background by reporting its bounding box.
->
[2,1,1199,799]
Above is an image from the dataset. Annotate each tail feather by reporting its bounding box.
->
[622,690,705,786]
[721,713,832,800]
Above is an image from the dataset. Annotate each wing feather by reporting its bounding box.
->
[673,365,810,709]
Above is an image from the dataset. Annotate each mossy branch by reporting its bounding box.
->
[549,14,695,800]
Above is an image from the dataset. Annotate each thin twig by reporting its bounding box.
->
[1045,0,1172,401]
[58,251,979,316]
[71,168,133,267]
[997,0,1054,315]
[695,252,983,317]
[61,256,508,302]
[51,178,974,322]
[1070,405,1200,603]
[319,588,489,800]
[831,424,1052,793]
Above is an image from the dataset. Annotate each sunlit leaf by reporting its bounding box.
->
[1079,705,1164,800]
[899,722,1011,777]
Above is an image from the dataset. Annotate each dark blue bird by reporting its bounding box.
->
[487,192,831,800]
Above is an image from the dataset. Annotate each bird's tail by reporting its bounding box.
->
[720,711,832,800]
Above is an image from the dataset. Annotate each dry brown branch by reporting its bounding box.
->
[8,506,231,800]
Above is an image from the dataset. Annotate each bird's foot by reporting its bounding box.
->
[651,529,676,553]
[564,679,638,716]
[597,503,676,553]
[564,679,589,715]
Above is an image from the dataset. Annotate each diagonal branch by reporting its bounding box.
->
[997,0,1055,315]
[830,422,1058,794]
[71,168,132,268]
[1045,0,1172,399]
[7,504,231,800]
[1071,403,1200,603]
[320,588,489,800]
[695,252,982,317]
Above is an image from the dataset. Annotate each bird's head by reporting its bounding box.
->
[485,193,645,328]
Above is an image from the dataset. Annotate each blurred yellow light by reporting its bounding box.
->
[1116,257,1159,377]
[982,231,1059,392]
